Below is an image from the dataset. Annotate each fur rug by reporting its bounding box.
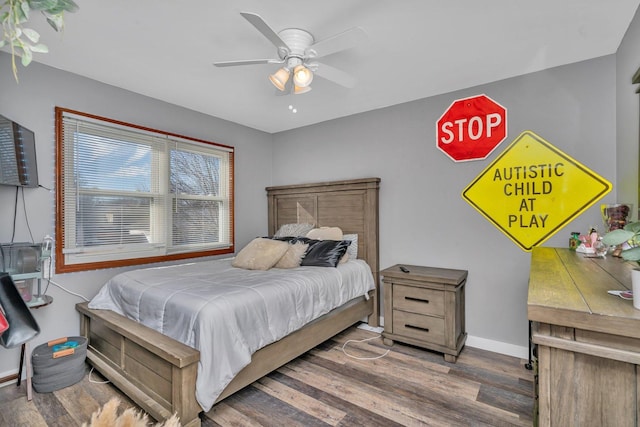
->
[83,398,181,427]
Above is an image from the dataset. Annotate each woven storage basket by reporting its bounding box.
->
[31,336,87,393]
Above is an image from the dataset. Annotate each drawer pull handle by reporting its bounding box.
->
[405,296,429,304]
[406,324,429,333]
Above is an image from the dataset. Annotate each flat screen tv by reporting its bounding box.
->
[0,114,38,188]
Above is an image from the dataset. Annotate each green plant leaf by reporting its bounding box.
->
[602,229,635,246]
[34,0,78,15]
[21,46,33,66]
[22,27,40,43]
[27,0,57,10]
[626,222,640,234]
[622,246,640,262]
[45,13,63,31]
[28,0,71,13]
[61,0,79,12]
[3,0,77,80]
[29,42,47,52]
[19,1,30,20]
[50,0,78,13]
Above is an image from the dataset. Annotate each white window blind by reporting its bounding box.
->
[57,108,234,271]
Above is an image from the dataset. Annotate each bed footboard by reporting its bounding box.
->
[76,302,202,427]
[76,289,374,426]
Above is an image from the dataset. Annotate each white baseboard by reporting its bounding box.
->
[357,323,384,334]
[373,316,529,360]
[465,335,529,359]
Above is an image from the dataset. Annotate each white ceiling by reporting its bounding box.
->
[18,0,640,133]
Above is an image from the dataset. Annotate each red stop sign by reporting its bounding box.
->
[436,94,507,162]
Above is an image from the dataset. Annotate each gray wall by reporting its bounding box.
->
[0,54,273,375]
[272,55,619,355]
[616,6,640,209]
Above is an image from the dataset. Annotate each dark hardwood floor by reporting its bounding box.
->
[0,326,534,426]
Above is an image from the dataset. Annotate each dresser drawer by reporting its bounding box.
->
[392,311,445,345]
[393,284,444,317]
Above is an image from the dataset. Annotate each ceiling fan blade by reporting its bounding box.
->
[305,27,367,59]
[240,12,290,53]
[213,59,283,67]
[313,63,357,88]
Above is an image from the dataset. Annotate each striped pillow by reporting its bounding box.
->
[273,223,315,238]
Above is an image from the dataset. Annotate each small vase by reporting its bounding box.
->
[632,269,640,310]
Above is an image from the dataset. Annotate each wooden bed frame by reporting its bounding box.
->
[76,177,381,427]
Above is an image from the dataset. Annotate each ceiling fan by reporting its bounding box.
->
[214,12,366,95]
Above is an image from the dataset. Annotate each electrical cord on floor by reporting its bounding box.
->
[88,366,110,384]
[342,334,390,360]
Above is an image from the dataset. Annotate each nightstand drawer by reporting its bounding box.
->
[393,284,444,317]
[392,311,445,345]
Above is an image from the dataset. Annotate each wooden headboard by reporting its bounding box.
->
[266,177,380,325]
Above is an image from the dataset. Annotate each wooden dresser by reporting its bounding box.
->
[382,264,467,362]
[528,247,640,426]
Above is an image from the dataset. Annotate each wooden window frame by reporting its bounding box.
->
[54,107,234,274]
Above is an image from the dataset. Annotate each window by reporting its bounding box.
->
[55,107,234,273]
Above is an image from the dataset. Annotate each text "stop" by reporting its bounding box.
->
[440,113,503,144]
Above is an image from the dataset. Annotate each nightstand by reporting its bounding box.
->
[381,264,467,362]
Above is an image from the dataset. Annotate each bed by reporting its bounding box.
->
[76,177,380,427]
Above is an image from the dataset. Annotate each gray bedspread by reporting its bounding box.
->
[88,257,375,411]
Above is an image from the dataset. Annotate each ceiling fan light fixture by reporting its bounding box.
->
[294,85,311,95]
[269,67,290,91]
[215,13,363,95]
[293,65,313,87]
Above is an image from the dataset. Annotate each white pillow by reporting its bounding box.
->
[306,227,343,241]
[232,238,289,270]
[274,242,309,269]
[343,233,358,259]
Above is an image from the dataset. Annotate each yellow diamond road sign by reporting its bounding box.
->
[462,131,612,251]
